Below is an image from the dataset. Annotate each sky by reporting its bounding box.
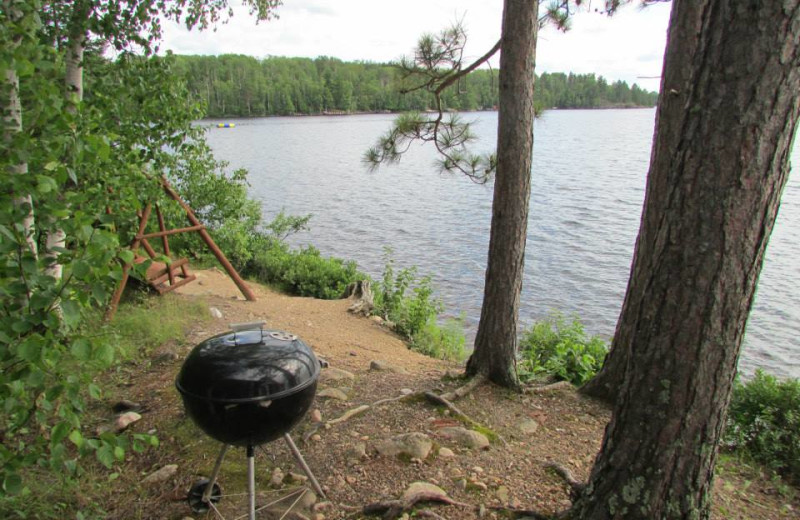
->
[160,1,673,93]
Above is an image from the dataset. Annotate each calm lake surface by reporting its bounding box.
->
[205,110,800,379]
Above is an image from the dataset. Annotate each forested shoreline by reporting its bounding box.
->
[173,54,658,118]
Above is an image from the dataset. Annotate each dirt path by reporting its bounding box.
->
[98,270,797,520]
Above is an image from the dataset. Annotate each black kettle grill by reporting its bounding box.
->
[176,323,325,519]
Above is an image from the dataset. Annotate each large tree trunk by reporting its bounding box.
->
[465,0,538,389]
[574,1,800,518]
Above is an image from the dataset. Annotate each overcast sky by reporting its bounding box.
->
[160,1,672,93]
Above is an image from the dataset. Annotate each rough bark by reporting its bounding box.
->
[466,0,538,389]
[3,2,37,258]
[574,1,800,518]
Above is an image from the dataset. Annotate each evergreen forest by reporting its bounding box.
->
[173,54,659,117]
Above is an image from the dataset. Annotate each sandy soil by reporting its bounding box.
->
[94,269,798,520]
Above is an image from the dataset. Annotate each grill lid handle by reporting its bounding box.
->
[229,321,267,332]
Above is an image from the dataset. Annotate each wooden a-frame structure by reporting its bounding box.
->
[105,178,255,320]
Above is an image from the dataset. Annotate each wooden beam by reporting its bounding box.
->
[106,204,152,320]
[161,178,256,302]
[136,224,205,240]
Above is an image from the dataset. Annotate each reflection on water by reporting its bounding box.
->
[205,110,800,378]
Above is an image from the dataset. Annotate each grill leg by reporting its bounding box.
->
[203,444,229,503]
[247,445,256,520]
[283,433,326,499]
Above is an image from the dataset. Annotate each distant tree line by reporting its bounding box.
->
[172,54,658,117]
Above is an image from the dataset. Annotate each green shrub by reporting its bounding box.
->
[247,242,363,299]
[724,370,800,482]
[518,314,608,386]
[411,316,467,362]
[373,254,441,338]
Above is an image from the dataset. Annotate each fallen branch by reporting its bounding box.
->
[363,488,470,519]
[327,405,371,426]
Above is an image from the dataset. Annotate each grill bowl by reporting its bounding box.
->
[176,329,319,447]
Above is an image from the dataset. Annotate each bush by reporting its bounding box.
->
[411,316,467,362]
[518,314,608,386]
[724,370,800,482]
[247,242,363,300]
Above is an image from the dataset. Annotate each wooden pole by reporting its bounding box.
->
[106,204,152,320]
[161,178,256,302]
[155,205,174,286]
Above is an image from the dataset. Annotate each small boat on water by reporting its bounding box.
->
[216,123,235,128]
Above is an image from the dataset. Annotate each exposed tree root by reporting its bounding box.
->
[523,381,573,394]
[424,386,508,446]
[545,462,585,499]
[362,489,470,519]
[439,374,486,401]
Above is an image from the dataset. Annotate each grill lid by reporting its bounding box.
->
[176,329,319,404]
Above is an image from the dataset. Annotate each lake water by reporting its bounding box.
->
[204,110,800,379]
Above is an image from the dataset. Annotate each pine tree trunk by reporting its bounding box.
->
[574,1,800,518]
[466,0,538,389]
[3,2,37,258]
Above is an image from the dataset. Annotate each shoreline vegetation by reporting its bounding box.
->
[174,54,658,119]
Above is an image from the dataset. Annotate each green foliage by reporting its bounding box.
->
[518,313,608,386]
[247,241,362,300]
[173,54,659,118]
[724,371,800,482]
[372,251,465,361]
[411,316,466,362]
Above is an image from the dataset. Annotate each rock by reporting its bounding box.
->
[369,360,407,373]
[312,514,325,520]
[399,388,414,396]
[518,418,539,434]
[439,427,490,450]
[438,447,455,458]
[496,485,510,503]
[401,482,449,505]
[375,432,432,460]
[319,368,355,383]
[313,502,334,512]
[310,409,323,423]
[209,307,223,319]
[369,315,384,324]
[472,481,488,491]
[472,466,484,473]
[478,503,487,517]
[318,388,349,401]
[456,478,468,490]
[115,411,142,432]
[288,472,308,484]
[346,442,367,464]
[270,467,285,487]
[311,434,322,442]
[142,464,178,485]
[444,369,463,380]
[111,400,141,413]
[299,490,317,509]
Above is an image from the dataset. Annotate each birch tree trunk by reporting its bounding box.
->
[2,1,37,258]
[574,1,800,518]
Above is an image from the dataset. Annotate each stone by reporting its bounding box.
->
[345,475,357,484]
[369,315,384,324]
[346,442,367,463]
[310,409,323,423]
[209,307,223,319]
[270,467,285,487]
[369,360,407,373]
[401,482,449,504]
[496,485,510,503]
[375,432,432,460]
[299,491,317,510]
[518,418,539,434]
[399,388,414,396]
[311,434,322,442]
[115,411,142,433]
[142,464,178,485]
[288,472,308,484]
[444,369,463,380]
[438,427,490,450]
[438,447,455,458]
[152,352,178,364]
[318,388,349,401]
[319,368,355,383]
